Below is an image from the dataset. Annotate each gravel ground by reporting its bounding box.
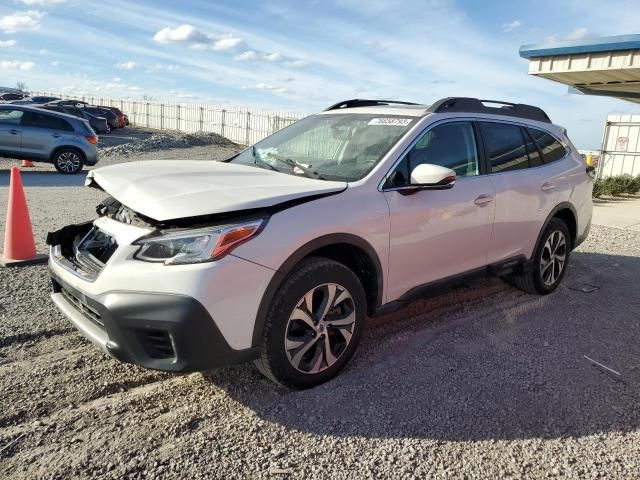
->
[1,138,640,479]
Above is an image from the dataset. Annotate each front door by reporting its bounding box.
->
[383,121,496,302]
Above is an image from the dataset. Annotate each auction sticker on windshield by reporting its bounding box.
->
[368,118,413,126]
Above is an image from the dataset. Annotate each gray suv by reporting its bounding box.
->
[0,105,99,174]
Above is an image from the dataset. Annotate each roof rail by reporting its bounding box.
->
[427,97,551,123]
[324,99,419,111]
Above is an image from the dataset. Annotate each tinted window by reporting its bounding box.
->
[523,128,544,167]
[414,121,478,174]
[0,109,24,125]
[22,112,73,131]
[527,128,567,163]
[480,122,529,173]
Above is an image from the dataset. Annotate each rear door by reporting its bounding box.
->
[0,109,24,157]
[481,121,565,264]
[383,120,496,301]
[20,111,74,160]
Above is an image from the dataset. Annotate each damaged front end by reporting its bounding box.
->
[46,197,134,281]
[46,220,119,282]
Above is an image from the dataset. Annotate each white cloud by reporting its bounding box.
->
[115,61,136,70]
[545,27,595,43]
[0,10,45,33]
[263,52,282,62]
[279,76,295,82]
[284,59,310,67]
[153,24,209,44]
[50,60,59,66]
[502,20,521,32]
[364,39,388,51]
[111,76,121,82]
[16,0,65,5]
[149,63,181,72]
[0,60,35,70]
[234,50,258,61]
[566,27,589,41]
[0,39,17,47]
[255,83,287,94]
[212,34,243,51]
[153,24,243,51]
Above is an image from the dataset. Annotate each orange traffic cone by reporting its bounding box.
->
[21,160,34,167]
[1,167,48,267]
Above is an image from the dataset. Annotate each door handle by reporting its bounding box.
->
[9,129,20,135]
[541,182,555,192]
[52,133,62,138]
[474,194,494,206]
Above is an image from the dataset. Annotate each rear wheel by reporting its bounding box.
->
[53,149,84,174]
[255,257,366,389]
[512,218,570,295]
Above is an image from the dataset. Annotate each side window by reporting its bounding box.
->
[480,122,528,173]
[387,121,479,187]
[0,109,24,125]
[23,112,73,131]
[527,128,567,164]
[522,128,544,167]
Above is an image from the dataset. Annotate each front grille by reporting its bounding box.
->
[60,287,104,327]
[137,331,176,359]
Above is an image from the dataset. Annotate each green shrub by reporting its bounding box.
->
[593,174,640,197]
[592,179,605,198]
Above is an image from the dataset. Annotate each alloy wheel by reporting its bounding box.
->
[57,152,81,173]
[540,230,567,286]
[284,283,356,374]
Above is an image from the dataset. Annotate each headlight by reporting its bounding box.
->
[133,219,264,265]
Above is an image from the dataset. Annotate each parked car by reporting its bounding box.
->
[47,97,593,388]
[97,106,127,128]
[0,104,98,173]
[83,106,120,131]
[0,92,25,103]
[40,104,110,135]
[30,95,60,104]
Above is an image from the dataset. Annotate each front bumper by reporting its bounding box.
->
[50,269,260,372]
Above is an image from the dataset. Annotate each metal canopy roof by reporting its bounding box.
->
[519,34,640,105]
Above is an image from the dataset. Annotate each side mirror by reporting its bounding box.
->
[410,164,456,190]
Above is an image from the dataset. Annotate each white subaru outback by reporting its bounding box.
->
[48,97,593,389]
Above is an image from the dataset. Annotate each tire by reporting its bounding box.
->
[512,218,571,295]
[254,257,366,389]
[53,149,84,174]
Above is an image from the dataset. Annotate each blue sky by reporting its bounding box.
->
[1,0,640,148]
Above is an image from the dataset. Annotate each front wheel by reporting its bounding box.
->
[511,217,571,295]
[53,149,84,174]
[255,258,366,389]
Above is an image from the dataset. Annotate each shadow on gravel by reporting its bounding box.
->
[204,251,640,442]
[0,170,87,187]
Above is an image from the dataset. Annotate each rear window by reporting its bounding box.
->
[22,111,73,131]
[523,129,544,167]
[480,122,529,173]
[527,128,567,164]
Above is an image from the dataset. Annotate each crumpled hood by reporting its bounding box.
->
[86,160,347,222]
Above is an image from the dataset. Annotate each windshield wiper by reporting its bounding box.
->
[268,154,326,180]
[252,146,279,172]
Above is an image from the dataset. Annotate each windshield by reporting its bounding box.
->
[229,113,417,181]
